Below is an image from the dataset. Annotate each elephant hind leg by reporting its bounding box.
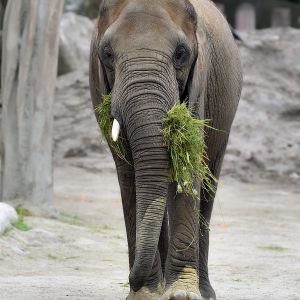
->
[199,132,230,300]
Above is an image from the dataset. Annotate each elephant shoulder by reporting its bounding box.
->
[193,0,242,84]
[190,0,243,126]
[191,0,237,51]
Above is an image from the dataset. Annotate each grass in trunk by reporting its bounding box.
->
[163,103,216,197]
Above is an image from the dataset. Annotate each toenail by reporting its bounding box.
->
[188,292,200,300]
[173,290,187,299]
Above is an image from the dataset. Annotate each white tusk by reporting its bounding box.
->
[112,119,120,142]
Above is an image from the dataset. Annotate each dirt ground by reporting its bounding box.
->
[0,160,299,300]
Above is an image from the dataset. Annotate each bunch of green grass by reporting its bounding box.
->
[12,206,32,231]
[16,206,32,217]
[163,103,216,197]
[12,218,31,231]
[96,94,129,163]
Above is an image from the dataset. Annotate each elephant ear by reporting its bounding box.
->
[89,0,121,111]
[89,23,107,113]
[187,31,208,120]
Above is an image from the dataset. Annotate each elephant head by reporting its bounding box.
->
[90,0,208,291]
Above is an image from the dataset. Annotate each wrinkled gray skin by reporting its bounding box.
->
[90,0,242,299]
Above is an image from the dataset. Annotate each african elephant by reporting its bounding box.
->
[89,1,242,299]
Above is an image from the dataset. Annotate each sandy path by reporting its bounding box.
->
[0,165,299,300]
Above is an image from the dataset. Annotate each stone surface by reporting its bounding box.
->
[53,70,109,166]
[223,28,300,183]
[58,12,94,75]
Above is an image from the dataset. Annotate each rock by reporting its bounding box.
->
[64,147,88,158]
[0,203,18,235]
[64,0,99,19]
[54,70,107,162]
[58,13,94,76]
[222,28,300,182]
[289,172,300,181]
[64,0,84,14]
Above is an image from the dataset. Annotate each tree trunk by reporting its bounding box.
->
[0,0,8,90]
[0,0,63,214]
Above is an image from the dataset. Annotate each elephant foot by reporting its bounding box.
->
[163,282,201,300]
[126,287,162,300]
[200,281,216,300]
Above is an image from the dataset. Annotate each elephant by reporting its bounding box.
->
[89,0,242,299]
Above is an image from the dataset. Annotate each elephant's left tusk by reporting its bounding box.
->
[112,119,120,142]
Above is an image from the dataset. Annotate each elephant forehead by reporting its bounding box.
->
[122,0,197,31]
[100,0,169,19]
[107,8,175,51]
[100,0,197,42]
[100,0,194,14]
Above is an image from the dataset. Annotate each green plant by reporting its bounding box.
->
[163,103,216,196]
[12,216,31,231]
[91,224,114,233]
[48,254,80,260]
[257,245,288,252]
[60,212,83,226]
[12,206,32,231]
[121,281,130,288]
[96,94,130,164]
[48,254,59,260]
[16,206,32,217]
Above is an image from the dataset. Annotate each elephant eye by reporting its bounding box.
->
[100,45,114,68]
[173,45,190,69]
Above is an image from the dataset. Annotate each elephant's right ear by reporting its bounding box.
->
[187,31,208,120]
[89,24,106,112]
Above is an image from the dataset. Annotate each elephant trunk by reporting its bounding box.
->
[128,103,169,291]
[112,55,179,291]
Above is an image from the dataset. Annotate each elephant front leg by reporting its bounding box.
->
[114,157,164,299]
[198,197,216,300]
[163,183,201,300]
[114,157,136,271]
